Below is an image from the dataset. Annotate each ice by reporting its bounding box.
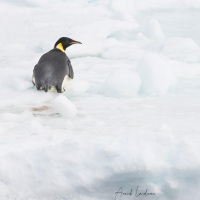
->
[9,77,33,90]
[1,0,200,199]
[121,0,200,11]
[101,44,144,61]
[137,53,176,95]
[64,80,90,97]
[103,68,141,98]
[53,95,77,118]
[162,37,200,63]
[146,19,166,40]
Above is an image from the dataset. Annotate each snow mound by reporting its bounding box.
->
[64,80,90,97]
[53,95,77,118]
[147,19,165,40]
[104,69,141,98]
[137,53,176,95]
[162,37,200,63]
[136,20,165,52]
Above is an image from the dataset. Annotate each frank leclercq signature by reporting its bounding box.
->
[114,186,156,200]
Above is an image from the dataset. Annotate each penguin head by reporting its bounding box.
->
[54,37,82,52]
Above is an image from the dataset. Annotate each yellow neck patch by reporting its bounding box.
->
[56,43,65,52]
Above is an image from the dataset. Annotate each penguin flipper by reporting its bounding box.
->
[68,60,74,79]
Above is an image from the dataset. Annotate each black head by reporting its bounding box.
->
[54,37,82,51]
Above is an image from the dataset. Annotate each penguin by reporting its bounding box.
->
[32,37,81,93]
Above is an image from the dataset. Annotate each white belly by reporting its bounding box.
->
[61,75,70,91]
[32,75,35,84]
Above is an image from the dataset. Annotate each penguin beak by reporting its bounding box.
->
[70,40,82,45]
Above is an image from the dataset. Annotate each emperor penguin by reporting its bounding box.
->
[32,37,81,93]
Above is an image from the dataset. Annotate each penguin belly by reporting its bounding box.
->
[32,75,36,85]
[61,75,71,91]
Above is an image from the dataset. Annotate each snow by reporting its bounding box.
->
[137,53,176,95]
[104,69,141,98]
[162,37,200,63]
[1,0,200,200]
[146,19,166,40]
[64,80,90,97]
[53,95,77,118]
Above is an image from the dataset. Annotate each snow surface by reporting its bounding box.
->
[53,95,77,118]
[104,69,141,98]
[137,53,176,95]
[1,0,200,200]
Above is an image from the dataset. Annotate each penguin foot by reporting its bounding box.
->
[44,86,49,92]
[56,86,63,93]
[36,85,42,90]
